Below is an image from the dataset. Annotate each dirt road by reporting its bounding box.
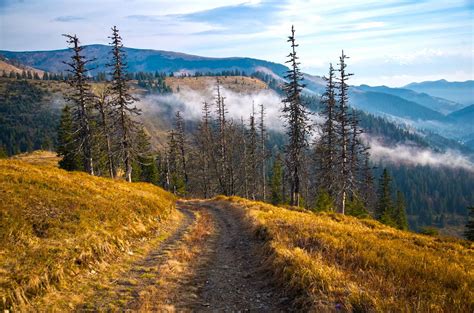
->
[82,200,289,311]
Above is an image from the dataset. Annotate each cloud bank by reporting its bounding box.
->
[367,137,474,172]
[137,84,285,131]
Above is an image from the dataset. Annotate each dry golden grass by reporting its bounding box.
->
[10,150,60,167]
[0,157,176,310]
[135,207,214,311]
[165,76,268,94]
[0,60,44,76]
[217,196,474,313]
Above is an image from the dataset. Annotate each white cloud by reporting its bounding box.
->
[367,137,474,172]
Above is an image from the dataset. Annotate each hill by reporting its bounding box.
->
[356,84,465,114]
[404,80,474,106]
[448,104,474,124]
[0,55,44,77]
[0,45,288,77]
[349,89,446,121]
[0,152,177,310]
[219,196,474,312]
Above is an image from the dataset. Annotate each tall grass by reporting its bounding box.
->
[0,156,175,310]
[218,196,474,312]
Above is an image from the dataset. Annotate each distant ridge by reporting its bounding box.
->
[0,44,289,77]
[404,79,474,105]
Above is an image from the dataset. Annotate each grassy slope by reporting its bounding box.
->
[0,153,176,310]
[218,196,474,312]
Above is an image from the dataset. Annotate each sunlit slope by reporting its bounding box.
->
[0,153,176,309]
[218,196,474,312]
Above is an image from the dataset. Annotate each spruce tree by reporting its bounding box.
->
[174,111,188,188]
[259,103,267,201]
[316,63,338,199]
[57,105,81,171]
[108,26,140,182]
[282,25,310,206]
[464,206,474,241]
[94,85,116,178]
[63,34,95,175]
[247,105,258,200]
[395,190,409,230]
[335,50,353,214]
[377,168,395,226]
[270,154,283,205]
[196,101,213,198]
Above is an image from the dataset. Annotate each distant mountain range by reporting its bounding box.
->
[0,44,288,77]
[404,80,474,106]
[1,45,472,147]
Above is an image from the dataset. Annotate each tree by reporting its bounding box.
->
[94,84,116,178]
[174,111,188,188]
[214,78,230,195]
[377,168,396,226]
[63,34,95,175]
[195,101,213,198]
[270,154,283,205]
[57,105,81,171]
[282,25,310,206]
[313,189,334,212]
[246,105,258,199]
[315,63,338,201]
[258,103,267,201]
[464,206,474,241]
[395,191,409,230]
[335,50,353,214]
[108,26,141,182]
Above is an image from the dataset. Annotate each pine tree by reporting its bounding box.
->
[62,34,95,175]
[57,105,81,171]
[316,63,338,199]
[395,191,409,230]
[270,154,283,205]
[314,189,334,212]
[247,105,258,199]
[174,111,188,188]
[377,168,396,226]
[259,103,267,201]
[196,101,213,198]
[108,26,140,182]
[94,85,116,178]
[214,78,230,195]
[335,50,353,214]
[282,25,310,206]
[465,206,474,241]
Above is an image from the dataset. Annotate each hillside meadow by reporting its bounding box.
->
[0,152,177,310]
[217,196,474,312]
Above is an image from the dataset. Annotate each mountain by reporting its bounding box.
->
[404,80,474,106]
[349,88,447,121]
[448,104,474,123]
[0,44,288,77]
[355,85,465,114]
[0,55,44,76]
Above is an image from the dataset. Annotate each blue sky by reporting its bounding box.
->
[0,0,473,86]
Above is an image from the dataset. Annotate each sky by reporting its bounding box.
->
[0,0,473,86]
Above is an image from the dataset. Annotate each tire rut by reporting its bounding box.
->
[177,200,288,312]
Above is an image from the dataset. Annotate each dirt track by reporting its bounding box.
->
[82,200,288,311]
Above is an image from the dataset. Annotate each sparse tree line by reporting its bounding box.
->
[155,26,408,230]
[55,25,408,229]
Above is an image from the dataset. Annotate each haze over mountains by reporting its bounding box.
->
[1,44,473,149]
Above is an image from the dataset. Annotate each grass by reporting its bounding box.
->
[217,196,474,312]
[0,153,176,310]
